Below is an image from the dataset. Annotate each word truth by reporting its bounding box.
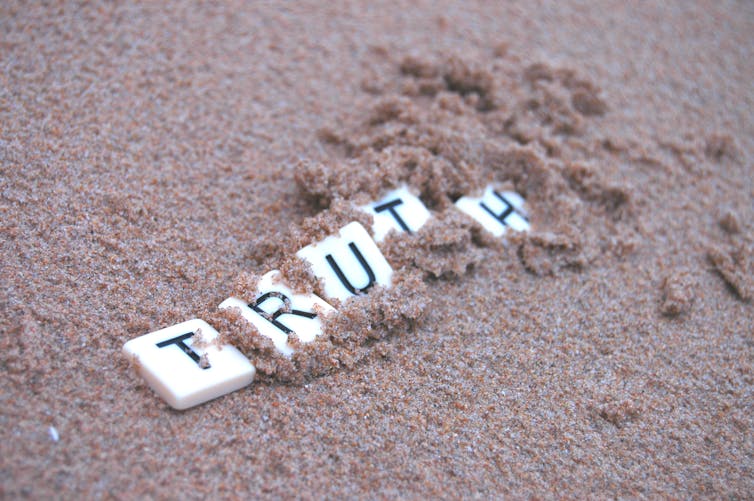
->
[123,185,530,409]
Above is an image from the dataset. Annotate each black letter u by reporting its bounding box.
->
[325,243,376,295]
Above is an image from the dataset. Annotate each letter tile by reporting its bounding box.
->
[219,270,335,357]
[455,185,530,237]
[296,221,393,302]
[122,319,255,410]
[361,185,432,242]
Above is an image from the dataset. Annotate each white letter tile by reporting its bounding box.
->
[219,270,335,358]
[122,319,255,410]
[296,221,393,302]
[455,185,530,237]
[361,185,432,242]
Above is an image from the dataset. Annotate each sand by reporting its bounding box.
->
[1,1,752,498]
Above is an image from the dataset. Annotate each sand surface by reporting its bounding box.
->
[1,1,752,498]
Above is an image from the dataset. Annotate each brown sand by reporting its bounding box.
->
[1,1,752,498]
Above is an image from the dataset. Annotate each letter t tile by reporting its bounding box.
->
[122,319,256,410]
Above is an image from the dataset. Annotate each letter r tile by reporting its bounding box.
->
[296,221,393,302]
[219,270,335,358]
[122,319,255,410]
